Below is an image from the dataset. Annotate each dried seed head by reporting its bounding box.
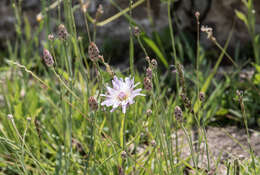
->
[95,4,104,20]
[145,56,150,63]
[180,93,192,111]
[146,109,152,116]
[143,77,152,91]
[195,11,200,19]
[151,139,156,147]
[121,151,127,159]
[7,114,14,120]
[236,90,243,97]
[134,26,141,36]
[146,67,153,79]
[88,96,98,111]
[48,34,55,41]
[199,92,205,102]
[176,63,186,93]
[78,36,83,41]
[104,63,114,77]
[58,24,69,40]
[118,166,124,175]
[97,4,104,15]
[88,42,100,62]
[36,14,43,22]
[201,25,214,40]
[151,59,157,69]
[81,1,90,13]
[43,49,54,67]
[174,106,183,122]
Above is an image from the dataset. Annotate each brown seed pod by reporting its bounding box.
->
[143,77,152,91]
[43,49,54,67]
[88,42,100,62]
[88,96,98,111]
[58,24,68,40]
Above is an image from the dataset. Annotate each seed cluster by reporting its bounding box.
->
[43,49,54,67]
[143,77,152,91]
[174,106,183,122]
[88,42,100,62]
[88,96,98,111]
[58,24,69,40]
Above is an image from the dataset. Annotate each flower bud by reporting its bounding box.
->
[151,139,156,147]
[43,49,54,67]
[48,34,55,41]
[95,4,104,21]
[195,11,200,19]
[7,114,13,120]
[134,26,141,36]
[145,56,150,63]
[36,14,43,22]
[121,151,127,159]
[151,59,157,69]
[81,1,90,13]
[88,96,98,111]
[199,92,205,102]
[146,109,152,116]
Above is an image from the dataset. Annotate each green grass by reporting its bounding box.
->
[0,0,259,174]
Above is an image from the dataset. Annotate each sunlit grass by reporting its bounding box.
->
[0,0,259,174]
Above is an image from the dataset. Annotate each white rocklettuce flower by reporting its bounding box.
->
[101,76,145,114]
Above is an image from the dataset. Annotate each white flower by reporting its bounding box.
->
[101,76,145,113]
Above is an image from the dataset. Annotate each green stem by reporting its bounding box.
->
[137,36,148,57]
[120,114,127,172]
[167,0,179,91]
[181,124,197,170]
[52,68,80,101]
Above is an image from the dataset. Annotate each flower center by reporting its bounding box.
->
[117,92,127,101]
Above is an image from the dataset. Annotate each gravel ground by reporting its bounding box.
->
[171,126,260,174]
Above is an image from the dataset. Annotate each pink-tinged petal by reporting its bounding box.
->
[133,82,140,88]
[106,86,115,94]
[131,77,135,86]
[101,100,114,106]
[110,107,116,112]
[128,99,135,104]
[133,88,142,93]
[112,76,120,89]
[112,101,120,109]
[125,77,132,87]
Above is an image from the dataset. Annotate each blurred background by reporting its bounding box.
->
[1,0,260,65]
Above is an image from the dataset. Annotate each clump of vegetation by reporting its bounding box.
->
[0,0,259,174]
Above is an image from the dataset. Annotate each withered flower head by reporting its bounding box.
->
[88,96,98,111]
[88,42,100,62]
[146,67,153,79]
[151,59,157,69]
[58,24,69,40]
[174,106,183,122]
[143,77,152,91]
[199,92,205,102]
[146,109,152,116]
[43,49,54,67]
[48,34,55,41]
[134,26,141,36]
